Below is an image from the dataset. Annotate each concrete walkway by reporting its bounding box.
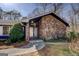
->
[0,40,45,56]
[29,40,45,50]
[0,45,39,56]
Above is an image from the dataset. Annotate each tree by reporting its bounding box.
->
[36,3,50,13]
[5,11,12,20]
[11,10,21,20]
[28,3,64,18]
[70,4,79,32]
[0,7,3,19]
[3,10,21,20]
[28,8,40,17]
[52,4,63,13]
[68,4,79,52]
[9,23,24,43]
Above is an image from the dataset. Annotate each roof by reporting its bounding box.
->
[0,12,69,26]
[29,12,69,26]
[0,19,29,26]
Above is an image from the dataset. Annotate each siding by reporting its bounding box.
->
[0,26,3,35]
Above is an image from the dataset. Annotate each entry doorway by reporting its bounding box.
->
[29,26,38,39]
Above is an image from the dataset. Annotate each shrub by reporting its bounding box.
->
[8,23,24,43]
[67,31,77,42]
[44,36,68,42]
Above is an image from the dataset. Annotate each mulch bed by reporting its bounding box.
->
[0,41,29,50]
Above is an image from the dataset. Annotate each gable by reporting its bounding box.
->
[29,13,69,27]
[41,15,67,27]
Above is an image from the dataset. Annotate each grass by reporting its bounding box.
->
[38,43,79,56]
[44,38,68,43]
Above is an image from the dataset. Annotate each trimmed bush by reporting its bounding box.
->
[8,23,24,43]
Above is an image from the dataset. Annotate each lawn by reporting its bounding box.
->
[38,43,79,56]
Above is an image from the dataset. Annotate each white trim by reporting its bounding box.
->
[0,26,3,35]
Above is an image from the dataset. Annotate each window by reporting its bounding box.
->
[3,26,10,35]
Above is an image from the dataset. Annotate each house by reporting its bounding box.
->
[0,9,23,39]
[24,12,69,41]
[0,12,69,40]
[0,20,28,39]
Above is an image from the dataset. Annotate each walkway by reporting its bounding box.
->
[0,40,45,56]
[0,45,39,56]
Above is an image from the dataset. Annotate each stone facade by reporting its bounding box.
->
[38,15,67,39]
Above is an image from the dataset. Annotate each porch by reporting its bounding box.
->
[28,19,40,40]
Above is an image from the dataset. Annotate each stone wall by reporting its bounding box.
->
[38,15,67,40]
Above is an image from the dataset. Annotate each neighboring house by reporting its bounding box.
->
[0,20,28,39]
[0,9,23,38]
[0,12,69,40]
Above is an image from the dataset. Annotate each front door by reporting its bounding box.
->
[29,27,38,38]
[30,27,33,37]
[34,27,38,37]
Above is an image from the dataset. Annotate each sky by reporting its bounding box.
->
[0,3,36,16]
[0,3,73,22]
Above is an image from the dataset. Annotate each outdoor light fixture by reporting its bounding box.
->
[31,21,34,23]
[31,21,36,26]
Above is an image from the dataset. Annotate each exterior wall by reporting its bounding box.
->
[38,15,67,40]
[0,26,11,35]
[0,26,3,35]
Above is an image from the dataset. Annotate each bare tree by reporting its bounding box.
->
[68,10,75,32]
[0,7,3,19]
[37,3,49,13]
[4,10,21,20]
[70,4,79,32]
[31,8,40,16]
[5,11,12,20]
[28,3,49,18]
[11,10,21,20]
[49,3,64,18]
[35,3,64,14]
[28,3,64,18]
[68,4,79,51]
